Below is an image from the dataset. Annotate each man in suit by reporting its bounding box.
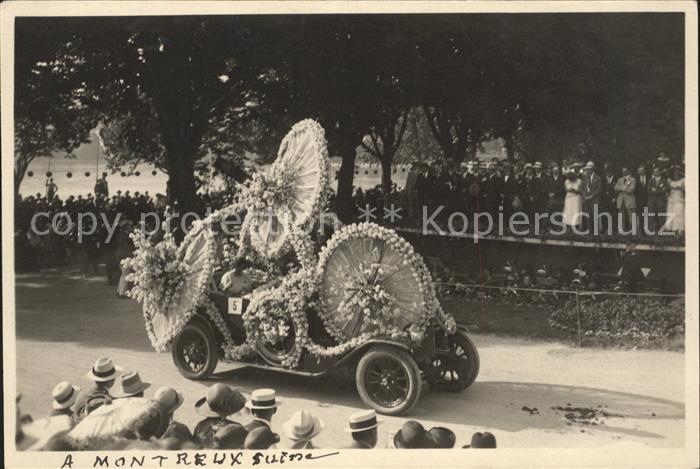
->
[344,410,380,449]
[244,389,280,444]
[646,166,669,234]
[581,161,603,232]
[601,163,618,233]
[615,166,637,232]
[636,164,650,213]
[532,161,547,215]
[543,164,565,217]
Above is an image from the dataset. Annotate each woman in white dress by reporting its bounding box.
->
[562,168,584,229]
[663,166,685,233]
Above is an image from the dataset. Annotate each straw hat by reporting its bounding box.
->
[344,409,381,433]
[245,388,281,411]
[85,357,123,382]
[283,410,323,441]
[111,372,151,398]
[52,382,80,410]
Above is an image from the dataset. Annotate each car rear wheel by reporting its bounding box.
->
[356,346,422,416]
[172,321,218,380]
[431,330,480,391]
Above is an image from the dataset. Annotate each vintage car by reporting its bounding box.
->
[129,119,480,416]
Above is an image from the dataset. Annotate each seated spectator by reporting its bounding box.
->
[160,421,194,443]
[152,386,184,437]
[462,431,497,448]
[244,389,281,444]
[282,410,323,449]
[73,357,122,421]
[194,383,246,448]
[393,420,436,449]
[428,426,456,448]
[244,426,278,450]
[112,371,151,399]
[50,381,80,419]
[344,409,380,449]
[213,423,248,450]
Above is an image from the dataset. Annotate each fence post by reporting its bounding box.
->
[575,287,582,347]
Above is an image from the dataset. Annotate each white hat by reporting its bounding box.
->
[85,357,123,382]
[584,161,595,169]
[283,410,323,441]
[533,161,543,169]
[245,389,281,410]
[52,382,80,410]
[344,409,382,433]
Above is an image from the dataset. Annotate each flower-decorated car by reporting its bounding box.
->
[124,119,479,415]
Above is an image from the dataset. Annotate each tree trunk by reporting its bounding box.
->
[164,137,198,214]
[335,140,358,223]
[504,134,515,161]
[380,157,392,198]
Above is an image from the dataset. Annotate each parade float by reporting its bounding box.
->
[124,119,479,415]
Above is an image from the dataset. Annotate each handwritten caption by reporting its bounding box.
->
[57,450,340,468]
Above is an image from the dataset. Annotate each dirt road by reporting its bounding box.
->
[13,269,685,449]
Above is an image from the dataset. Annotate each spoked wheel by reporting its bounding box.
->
[431,331,479,392]
[257,316,298,366]
[172,321,218,380]
[356,346,422,416]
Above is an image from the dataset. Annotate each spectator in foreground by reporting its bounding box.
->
[244,426,278,449]
[152,386,184,438]
[73,357,122,421]
[462,431,497,448]
[50,381,80,418]
[429,426,456,448]
[193,383,246,448]
[393,420,436,449]
[283,410,323,449]
[111,371,151,399]
[213,423,248,450]
[344,409,380,449]
[244,388,281,444]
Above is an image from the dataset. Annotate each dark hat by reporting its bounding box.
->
[160,421,193,443]
[393,421,435,449]
[463,431,497,448]
[214,423,248,450]
[244,426,277,450]
[429,427,456,448]
[195,383,246,418]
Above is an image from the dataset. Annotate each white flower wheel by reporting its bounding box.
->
[317,223,431,341]
[247,119,330,259]
[143,228,218,351]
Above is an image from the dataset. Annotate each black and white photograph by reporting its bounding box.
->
[2,1,698,468]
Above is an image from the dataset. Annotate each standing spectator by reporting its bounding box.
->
[636,164,649,212]
[501,161,518,220]
[483,162,502,217]
[562,168,584,230]
[404,163,420,220]
[543,164,565,214]
[615,166,637,232]
[282,410,323,449]
[45,177,58,201]
[662,165,685,233]
[343,410,380,449]
[532,161,546,214]
[94,174,109,198]
[522,163,535,217]
[581,161,603,232]
[601,163,618,233]
[646,166,668,234]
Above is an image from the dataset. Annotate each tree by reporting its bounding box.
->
[14,26,98,195]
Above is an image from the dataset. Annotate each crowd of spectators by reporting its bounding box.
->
[356,153,685,241]
[16,356,496,451]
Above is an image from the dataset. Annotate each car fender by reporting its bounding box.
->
[333,338,413,368]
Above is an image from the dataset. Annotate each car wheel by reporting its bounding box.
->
[172,321,218,380]
[356,346,422,416]
[431,330,480,392]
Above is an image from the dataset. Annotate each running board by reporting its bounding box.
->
[220,359,329,377]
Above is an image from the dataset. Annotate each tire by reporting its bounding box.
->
[432,330,480,392]
[172,320,219,380]
[355,346,422,416]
